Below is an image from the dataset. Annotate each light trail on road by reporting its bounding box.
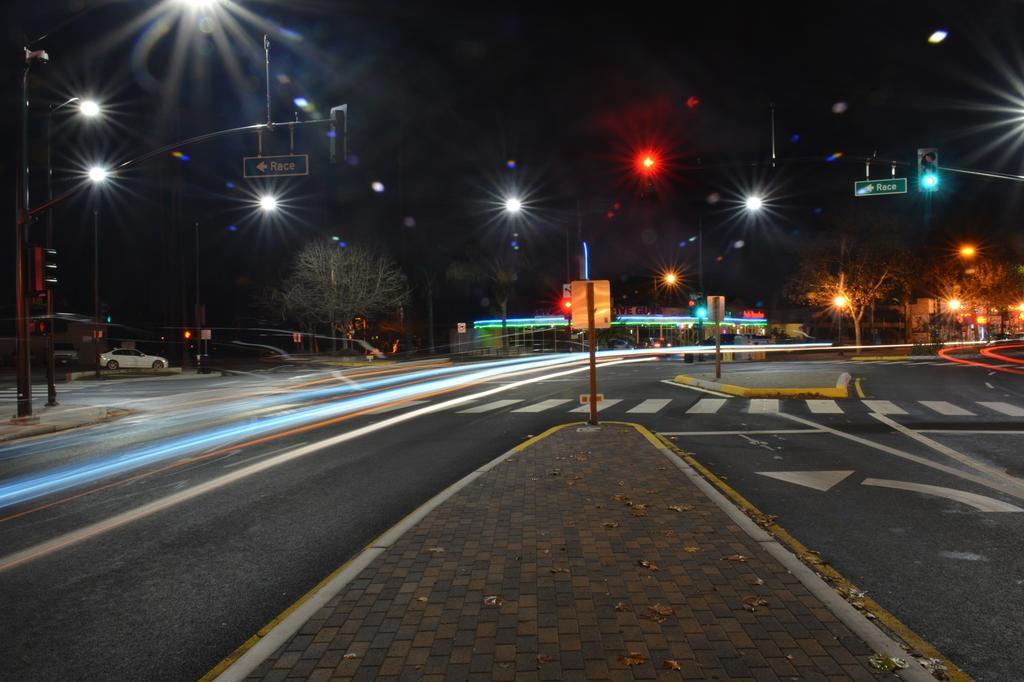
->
[979,343,1024,366]
[939,344,1024,375]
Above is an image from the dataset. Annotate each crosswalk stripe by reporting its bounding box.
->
[366,400,428,414]
[569,398,622,413]
[627,398,672,414]
[920,400,975,416]
[977,401,1024,417]
[512,399,572,413]
[861,400,907,415]
[806,399,843,414]
[748,399,779,414]
[457,399,523,414]
[686,398,727,414]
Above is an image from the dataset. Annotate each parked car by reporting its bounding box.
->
[53,342,79,365]
[606,338,636,350]
[642,337,674,348]
[100,348,170,370]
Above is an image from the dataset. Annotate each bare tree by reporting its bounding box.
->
[447,251,519,347]
[268,242,409,351]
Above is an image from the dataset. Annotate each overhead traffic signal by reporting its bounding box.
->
[31,246,57,292]
[917,147,939,190]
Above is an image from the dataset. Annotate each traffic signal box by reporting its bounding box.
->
[917,147,939,190]
[31,246,57,293]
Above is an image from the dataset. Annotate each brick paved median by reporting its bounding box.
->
[245,423,891,681]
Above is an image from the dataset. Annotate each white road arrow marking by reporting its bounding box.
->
[756,470,854,491]
[861,478,1024,512]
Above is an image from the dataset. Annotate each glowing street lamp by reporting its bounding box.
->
[946,298,962,311]
[504,197,522,214]
[259,195,278,211]
[958,245,976,258]
[87,166,109,183]
[79,99,101,118]
[744,196,763,212]
[833,294,849,308]
[663,272,678,286]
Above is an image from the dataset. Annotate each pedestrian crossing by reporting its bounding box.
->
[0,384,91,403]
[442,395,1024,419]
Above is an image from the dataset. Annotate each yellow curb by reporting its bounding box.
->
[200,421,579,681]
[651,430,969,682]
[850,356,911,361]
[855,377,866,399]
[673,374,849,399]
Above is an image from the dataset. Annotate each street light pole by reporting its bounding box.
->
[14,57,36,418]
[94,208,101,378]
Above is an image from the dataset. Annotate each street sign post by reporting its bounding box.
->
[707,295,725,380]
[243,154,310,179]
[854,178,907,197]
[571,279,612,425]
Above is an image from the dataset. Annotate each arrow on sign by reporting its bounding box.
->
[756,470,854,491]
[256,161,267,173]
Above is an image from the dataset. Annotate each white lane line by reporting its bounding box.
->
[862,478,1024,513]
[806,399,843,414]
[977,401,1024,417]
[920,401,975,416]
[861,400,907,415]
[222,444,304,469]
[776,412,1024,501]
[985,382,995,389]
[918,429,1024,435]
[457,399,522,414]
[686,398,728,414]
[627,398,672,414]
[511,399,572,413]
[365,400,429,415]
[660,429,822,436]
[660,379,733,397]
[569,398,622,413]
[748,399,779,414]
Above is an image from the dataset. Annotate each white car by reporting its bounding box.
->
[100,348,170,370]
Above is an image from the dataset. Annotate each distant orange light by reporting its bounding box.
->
[183,330,192,339]
[833,295,849,308]
[976,315,988,325]
[959,245,976,258]
[946,299,962,311]
[663,272,678,285]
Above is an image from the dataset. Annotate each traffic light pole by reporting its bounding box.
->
[14,60,35,418]
[94,209,101,379]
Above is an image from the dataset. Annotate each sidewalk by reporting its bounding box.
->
[0,403,128,442]
[214,423,938,681]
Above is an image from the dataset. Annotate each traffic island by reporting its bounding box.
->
[1,405,129,442]
[673,369,853,399]
[207,422,945,681]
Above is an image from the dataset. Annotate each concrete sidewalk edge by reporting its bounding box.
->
[649,426,965,682]
[673,371,852,399]
[1,407,129,443]
[203,422,578,682]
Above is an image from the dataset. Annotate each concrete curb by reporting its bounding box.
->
[639,425,964,682]
[1,406,127,442]
[204,422,579,682]
[673,371,852,399]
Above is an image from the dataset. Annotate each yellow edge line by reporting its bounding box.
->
[200,421,580,681]
[855,377,866,399]
[647,429,970,682]
[850,356,911,361]
[673,374,848,399]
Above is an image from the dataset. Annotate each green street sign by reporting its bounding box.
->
[854,177,907,197]
[243,154,309,178]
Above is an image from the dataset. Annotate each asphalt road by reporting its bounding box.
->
[1,351,1022,680]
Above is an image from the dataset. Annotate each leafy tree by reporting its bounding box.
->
[786,226,911,347]
[447,249,521,348]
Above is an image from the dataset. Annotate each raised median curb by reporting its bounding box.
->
[850,356,940,361]
[673,371,852,399]
[1,406,128,442]
[207,420,945,681]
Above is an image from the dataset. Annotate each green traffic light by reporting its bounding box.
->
[921,172,939,190]
[695,306,708,319]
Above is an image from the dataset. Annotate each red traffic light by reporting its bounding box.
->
[637,152,658,174]
[561,298,572,311]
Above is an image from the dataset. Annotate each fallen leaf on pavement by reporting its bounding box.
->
[683,545,701,553]
[483,595,504,607]
[868,653,909,672]
[748,576,765,586]
[743,596,768,612]
[426,547,446,554]
[536,654,554,667]
[416,596,428,603]
[663,530,679,538]
[612,494,630,503]
[631,508,648,517]
[615,602,630,612]
[550,567,570,574]
[663,659,682,670]
[343,653,358,660]
[619,651,646,666]
[638,559,659,571]
[667,504,695,512]
[722,554,748,563]
[604,521,620,528]
[645,604,675,623]
[644,488,660,494]
[548,469,561,476]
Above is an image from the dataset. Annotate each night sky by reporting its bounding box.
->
[4,0,1024,338]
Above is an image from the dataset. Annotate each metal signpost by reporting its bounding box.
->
[853,178,907,196]
[707,295,726,379]
[242,154,309,178]
[571,280,611,425]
